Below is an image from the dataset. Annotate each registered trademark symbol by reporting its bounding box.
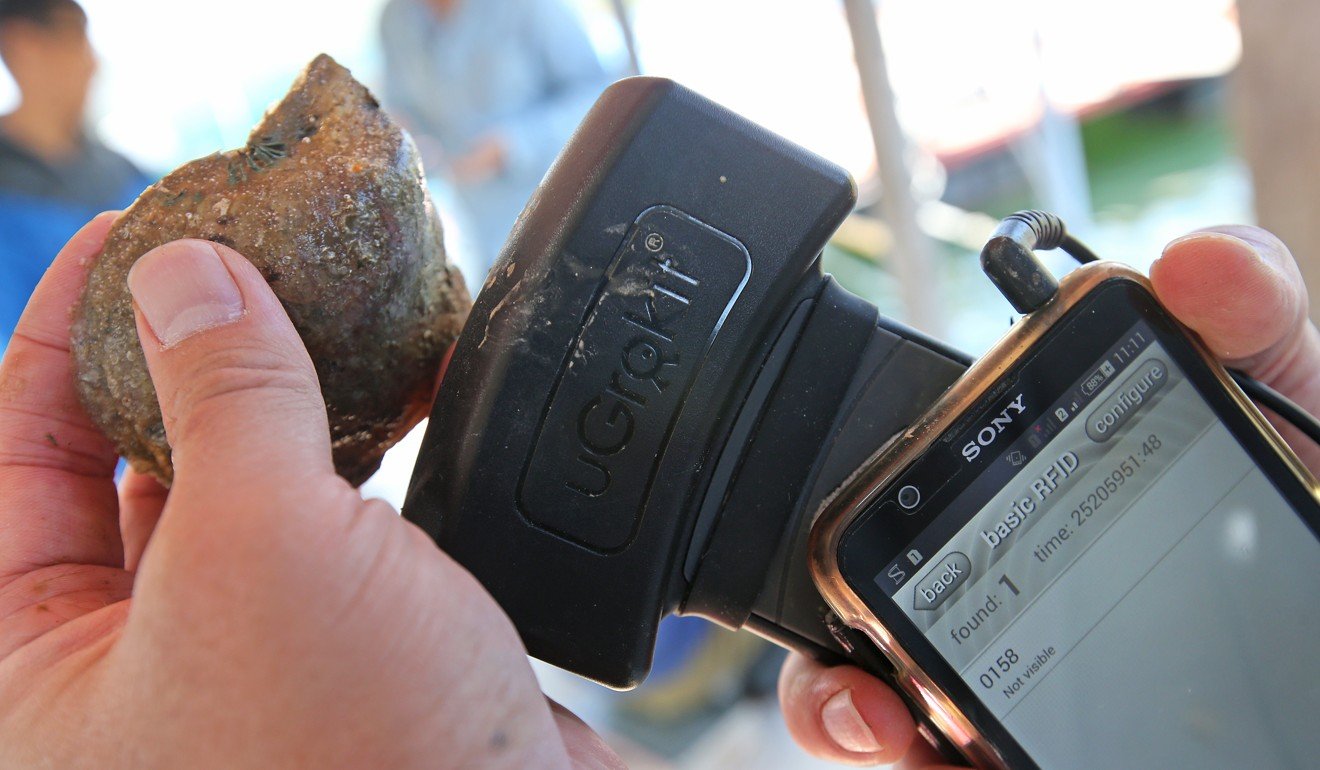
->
[644,233,664,252]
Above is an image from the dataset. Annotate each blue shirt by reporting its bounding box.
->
[0,131,151,350]
[379,0,611,277]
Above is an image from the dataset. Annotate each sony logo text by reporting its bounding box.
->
[961,394,1027,462]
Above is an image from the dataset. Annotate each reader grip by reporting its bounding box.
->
[748,294,971,762]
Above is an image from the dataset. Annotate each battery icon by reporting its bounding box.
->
[1081,361,1117,396]
[1081,372,1105,395]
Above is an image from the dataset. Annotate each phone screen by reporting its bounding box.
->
[837,279,1320,769]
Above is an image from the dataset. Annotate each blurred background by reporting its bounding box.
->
[0,0,1312,766]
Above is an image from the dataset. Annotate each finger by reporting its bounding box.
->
[118,468,168,571]
[1151,227,1313,368]
[0,212,124,578]
[778,654,919,766]
[1151,226,1320,467]
[892,738,964,770]
[127,239,337,514]
[546,699,627,770]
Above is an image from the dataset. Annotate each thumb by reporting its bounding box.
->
[128,239,335,499]
[1151,226,1320,468]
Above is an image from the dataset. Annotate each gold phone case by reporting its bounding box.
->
[809,261,1320,769]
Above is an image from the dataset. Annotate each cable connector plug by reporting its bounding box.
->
[980,210,1068,314]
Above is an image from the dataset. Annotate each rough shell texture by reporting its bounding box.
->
[71,54,470,486]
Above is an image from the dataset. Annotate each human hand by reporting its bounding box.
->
[0,215,621,768]
[777,225,1320,768]
[450,134,507,184]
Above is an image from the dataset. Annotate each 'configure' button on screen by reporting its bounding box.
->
[1085,359,1167,443]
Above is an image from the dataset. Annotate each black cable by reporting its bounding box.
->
[1230,370,1320,448]
[981,210,1320,448]
[1059,234,1100,264]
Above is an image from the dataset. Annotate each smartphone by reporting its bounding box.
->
[811,261,1320,769]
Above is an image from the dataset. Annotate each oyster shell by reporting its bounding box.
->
[72,54,470,486]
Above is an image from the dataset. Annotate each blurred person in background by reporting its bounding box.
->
[378,0,611,280]
[0,0,150,350]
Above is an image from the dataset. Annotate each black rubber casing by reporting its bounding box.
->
[404,78,969,692]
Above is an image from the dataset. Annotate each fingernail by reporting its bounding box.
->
[128,240,245,348]
[821,689,882,754]
[1162,231,1257,259]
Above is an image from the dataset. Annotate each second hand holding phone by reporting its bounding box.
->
[813,214,1320,768]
